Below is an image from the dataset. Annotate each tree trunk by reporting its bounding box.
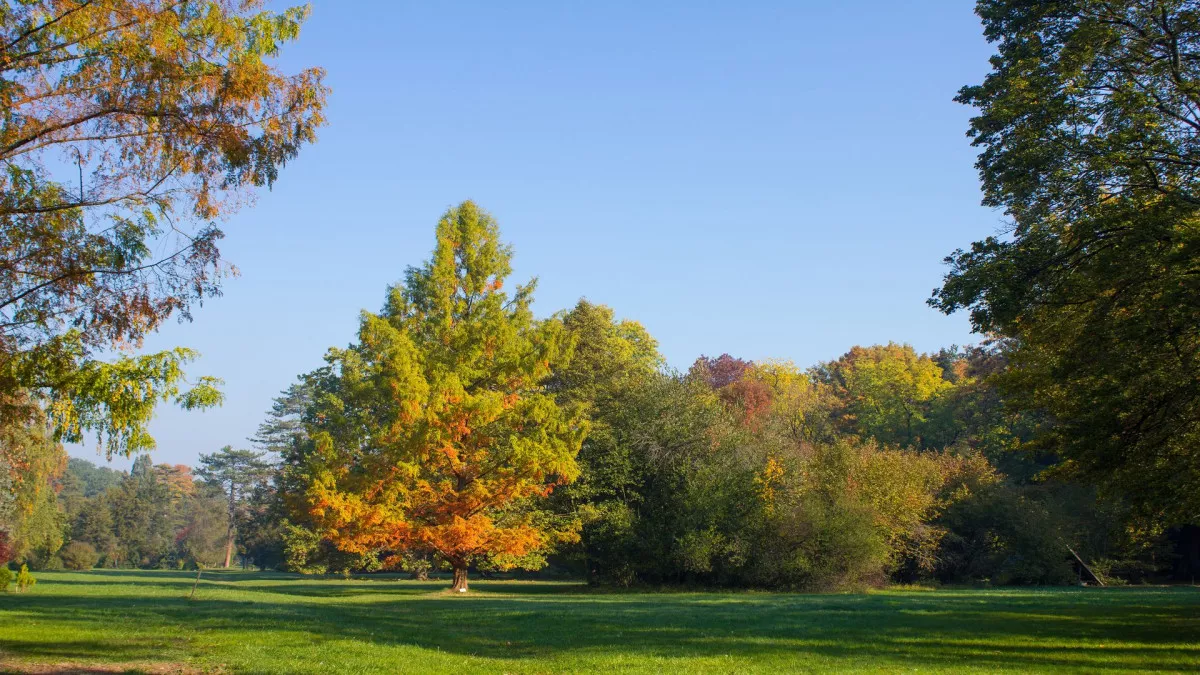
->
[451,565,469,592]
[224,484,236,568]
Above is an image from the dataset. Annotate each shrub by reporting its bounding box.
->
[748,487,890,591]
[390,552,432,580]
[15,564,36,592]
[0,566,11,591]
[936,483,1076,585]
[59,542,100,570]
[281,520,326,574]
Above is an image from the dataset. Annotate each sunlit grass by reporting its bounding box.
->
[1,570,1197,673]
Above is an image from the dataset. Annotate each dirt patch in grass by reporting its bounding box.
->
[0,659,208,674]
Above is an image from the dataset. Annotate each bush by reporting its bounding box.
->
[0,566,11,591]
[390,552,431,580]
[936,483,1076,585]
[15,564,36,592]
[59,541,100,570]
[748,487,890,591]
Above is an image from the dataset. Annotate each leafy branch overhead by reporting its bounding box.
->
[0,1,328,456]
[932,0,1200,523]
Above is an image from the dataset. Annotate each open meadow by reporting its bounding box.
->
[1,571,1198,674]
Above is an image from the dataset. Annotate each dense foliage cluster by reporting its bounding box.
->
[0,0,326,460]
[234,204,1189,590]
[14,197,1188,591]
[15,455,233,570]
[933,0,1200,525]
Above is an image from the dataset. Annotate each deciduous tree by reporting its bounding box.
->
[293,201,585,591]
[816,344,950,448]
[933,0,1200,523]
[0,0,328,457]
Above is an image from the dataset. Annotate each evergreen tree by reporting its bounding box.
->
[196,447,273,568]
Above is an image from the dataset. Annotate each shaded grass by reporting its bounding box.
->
[1,570,1198,673]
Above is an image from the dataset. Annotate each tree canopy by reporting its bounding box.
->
[0,0,328,457]
[289,201,585,591]
[932,0,1200,524]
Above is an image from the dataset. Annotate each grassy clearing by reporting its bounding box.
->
[1,570,1197,673]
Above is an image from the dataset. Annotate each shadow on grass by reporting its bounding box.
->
[5,578,1199,672]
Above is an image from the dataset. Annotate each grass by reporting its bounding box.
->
[1,571,1198,673]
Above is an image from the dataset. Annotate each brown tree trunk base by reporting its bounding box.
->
[451,566,469,593]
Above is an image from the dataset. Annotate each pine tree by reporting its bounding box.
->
[196,447,273,568]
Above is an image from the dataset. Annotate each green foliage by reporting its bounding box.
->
[0,565,10,591]
[108,459,175,567]
[0,0,328,458]
[197,445,274,567]
[815,343,951,448]
[932,0,1200,525]
[252,381,313,455]
[239,482,288,571]
[175,494,233,569]
[0,420,66,565]
[395,552,433,580]
[280,520,327,575]
[65,458,123,498]
[546,300,662,580]
[937,483,1079,585]
[55,454,232,570]
[38,344,226,458]
[749,485,888,591]
[58,541,99,571]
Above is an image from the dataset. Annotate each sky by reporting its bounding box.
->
[70,1,1005,470]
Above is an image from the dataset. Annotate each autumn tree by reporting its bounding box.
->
[292,201,585,591]
[745,359,839,446]
[691,354,775,428]
[0,1,328,457]
[196,446,272,568]
[932,0,1200,523]
[815,344,951,448]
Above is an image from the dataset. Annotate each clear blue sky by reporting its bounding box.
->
[71,1,1002,469]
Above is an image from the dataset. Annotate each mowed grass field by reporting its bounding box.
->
[1,571,1198,674]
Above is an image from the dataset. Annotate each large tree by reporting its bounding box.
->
[196,445,272,568]
[932,0,1200,524]
[544,300,660,582]
[0,1,327,457]
[292,201,585,591]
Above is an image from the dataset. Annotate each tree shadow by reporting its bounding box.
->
[6,579,1199,672]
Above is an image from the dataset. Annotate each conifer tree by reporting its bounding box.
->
[293,201,585,591]
[196,447,273,568]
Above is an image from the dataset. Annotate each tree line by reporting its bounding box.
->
[25,200,1197,592]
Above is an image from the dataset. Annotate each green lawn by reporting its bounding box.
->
[1,571,1197,673]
